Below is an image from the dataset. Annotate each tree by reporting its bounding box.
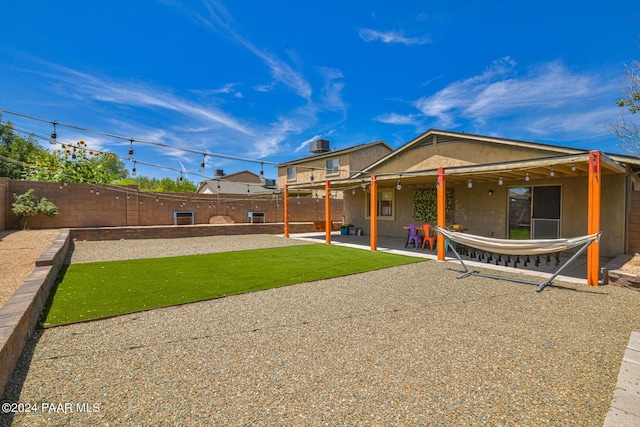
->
[612,60,640,156]
[23,140,129,184]
[114,176,197,192]
[12,189,59,229]
[0,117,48,179]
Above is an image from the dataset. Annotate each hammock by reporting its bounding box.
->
[436,227,601,292]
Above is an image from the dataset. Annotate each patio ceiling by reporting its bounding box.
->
[286,151,630,191]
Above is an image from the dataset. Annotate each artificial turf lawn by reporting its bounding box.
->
[42,243,423,326]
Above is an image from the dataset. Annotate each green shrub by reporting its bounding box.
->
[12,189,59,229]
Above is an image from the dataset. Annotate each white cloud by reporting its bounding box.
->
[359,28,430,45]
[198,0,312,100]
[414,58,615,133]
[374,112,421,126]
[318,67,347,115]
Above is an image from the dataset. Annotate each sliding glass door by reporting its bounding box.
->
[508,185,561,239]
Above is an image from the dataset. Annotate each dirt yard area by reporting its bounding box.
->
[0,229,59,307]
[620,255,640,275]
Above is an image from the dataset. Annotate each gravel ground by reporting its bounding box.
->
[0,230,59,308]
[2,235,640,426]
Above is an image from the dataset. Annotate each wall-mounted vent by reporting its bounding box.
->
[309,139,330,154]
[214,169,225,177]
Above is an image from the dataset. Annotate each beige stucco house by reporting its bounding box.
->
[277,140,393,198]
[285,130,640,258]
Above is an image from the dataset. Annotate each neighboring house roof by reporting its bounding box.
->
[216,170,263,183]
[277,140,393,167]
[197,170,276,195]
[197,179,275,195]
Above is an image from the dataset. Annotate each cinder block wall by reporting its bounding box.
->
[4,179,343,230]
[629,191,640,254]
[0,178,7,231]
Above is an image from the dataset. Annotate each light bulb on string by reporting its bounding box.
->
[467,179,473,188]
[525,172,530,182]
[550,167,555,177]
[199,155,206,173]
[571,163,576,172]
[128,140,134,159]
[132,160,137,177]
[498,175,503,186]
[396,179,402,191]
[49,122,57,145]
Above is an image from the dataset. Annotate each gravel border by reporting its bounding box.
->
[2,234,640,426]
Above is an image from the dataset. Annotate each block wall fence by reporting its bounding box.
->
[629,191,640,255]
[0,178,343,231]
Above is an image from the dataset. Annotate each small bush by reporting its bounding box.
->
[12,189,59,229]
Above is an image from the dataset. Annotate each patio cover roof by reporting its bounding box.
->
[286,151,633,191]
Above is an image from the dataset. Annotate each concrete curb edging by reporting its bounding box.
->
[603,331,640,426]
[0,229,70,397]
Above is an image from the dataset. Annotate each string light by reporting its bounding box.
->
[199,154,206,173]
[467,178,473,188]
[571,163,576,172]
[550,167,555,177]
[498,175,503,186]
[396,179,402,191]
[49,122,57,145]
[128,140,134,159]
[132,160,137,177]
[525,172,530,182]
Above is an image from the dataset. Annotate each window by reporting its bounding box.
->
[366,190,395,219]
[326,158,339,175]
[287,167,296,180]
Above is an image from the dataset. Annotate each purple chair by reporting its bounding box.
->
[406,223,423,248]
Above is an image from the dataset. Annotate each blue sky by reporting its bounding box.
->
[1,1,639,182]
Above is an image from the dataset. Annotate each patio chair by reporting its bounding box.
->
[421,223,437,250]
[406,223,422,248]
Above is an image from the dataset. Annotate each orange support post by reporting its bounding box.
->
[370,175,377,251]
[437,168,446,261]
[587,151,601,286]
[325,180,331,244]
[283,184,289,238]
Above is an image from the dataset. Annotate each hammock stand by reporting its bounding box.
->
[436,227,602,292]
